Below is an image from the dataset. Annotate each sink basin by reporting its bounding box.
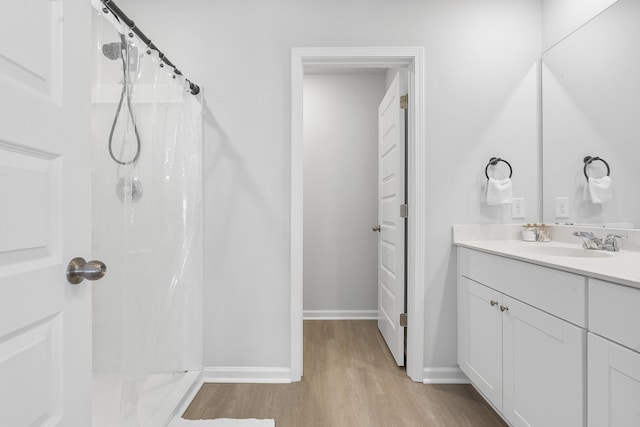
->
[513,245,613,258]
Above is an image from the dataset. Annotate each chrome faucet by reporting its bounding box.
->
[603,233,628,252]
[573,231,604,250]
[573,231,627,251]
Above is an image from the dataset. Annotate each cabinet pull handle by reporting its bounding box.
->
[490,300,498,307]
[500,305,509,312]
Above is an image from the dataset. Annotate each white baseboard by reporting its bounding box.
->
[303,310,377,320]
[203,367,292,384]
[422,367,470,384]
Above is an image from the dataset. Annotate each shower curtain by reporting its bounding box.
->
[91,5,203,426]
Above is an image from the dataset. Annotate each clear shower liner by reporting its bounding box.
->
[91,5,203,426]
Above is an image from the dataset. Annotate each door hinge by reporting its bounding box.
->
[400,94,408,110]
[400,204,408,218]
[400,313,408,327]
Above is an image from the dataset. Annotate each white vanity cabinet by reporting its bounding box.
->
[458,247,587,427]
[587,279,640,426]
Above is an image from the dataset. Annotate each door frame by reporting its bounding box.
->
[290,47,426,382]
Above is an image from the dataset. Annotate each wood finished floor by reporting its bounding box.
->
[183,320,506,426]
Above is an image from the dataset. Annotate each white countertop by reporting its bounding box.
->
[453,224,640,289]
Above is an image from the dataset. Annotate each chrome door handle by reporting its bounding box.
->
[500,305,509,312]
[67,257,107,285]
[372,225,381,232]
[490,300,499,307]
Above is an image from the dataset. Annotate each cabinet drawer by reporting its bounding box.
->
[458,247,587,327]
[589,279,640,352]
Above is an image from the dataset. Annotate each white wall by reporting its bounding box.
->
[303,73,385,317]
[542,0,618,51]
[117,0,541,378]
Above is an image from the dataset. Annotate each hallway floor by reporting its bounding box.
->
[183,320,506,426]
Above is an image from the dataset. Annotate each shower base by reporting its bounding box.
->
[93,370,201,427]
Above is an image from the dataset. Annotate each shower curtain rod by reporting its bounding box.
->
[100,0,201,95]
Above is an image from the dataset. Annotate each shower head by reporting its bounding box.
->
[102,41,124,60]
[102,34,127,61]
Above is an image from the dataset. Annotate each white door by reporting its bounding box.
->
[377,72,406,366]
[0,2,93,426]
[588,333,640,427]
[457,277,503,410]
[502,296,585,427]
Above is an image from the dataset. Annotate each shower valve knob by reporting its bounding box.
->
[66,257,107,285]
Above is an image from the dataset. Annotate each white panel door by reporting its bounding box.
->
[588,333,640,427]
[458,277,503,410]
[502,296,586,427]
[377,72,406,366]
[0,1,93,426]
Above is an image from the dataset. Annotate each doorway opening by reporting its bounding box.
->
[291,47,426,382]
[302,69,386,324]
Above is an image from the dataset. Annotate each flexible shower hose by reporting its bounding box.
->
[108,38,141,166]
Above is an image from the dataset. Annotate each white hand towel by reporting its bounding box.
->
[588,176,612,203]
[486,177,513,205]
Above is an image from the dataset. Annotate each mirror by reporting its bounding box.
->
[542,0,640,228]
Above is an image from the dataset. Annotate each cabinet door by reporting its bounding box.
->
[589,333,640,426]
[458,277,503,410]
[503,296,586,427]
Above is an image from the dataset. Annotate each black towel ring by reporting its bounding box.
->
[583,156,610,180]
[485,157,512,180]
